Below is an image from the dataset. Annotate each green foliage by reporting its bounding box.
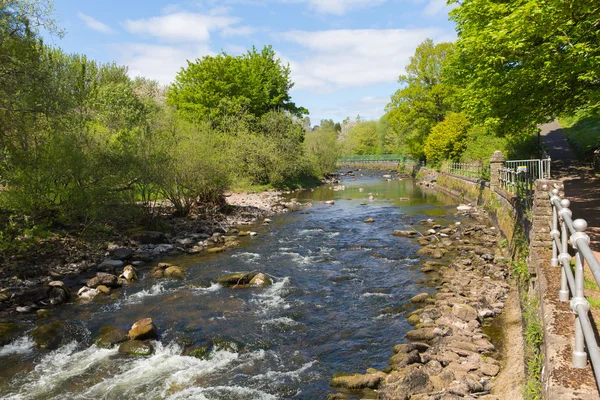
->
[522,293,543,400]
[424,112,470,165]
[168,46,307,126]
[448,0,600,136]
[387,39,459,158]
[305,124,340,177]
[461,126,508,164]
[344,121,378,155]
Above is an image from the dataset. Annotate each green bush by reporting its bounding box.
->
[424,112,470,165]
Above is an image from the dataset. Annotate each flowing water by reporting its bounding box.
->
[0,172,463,399]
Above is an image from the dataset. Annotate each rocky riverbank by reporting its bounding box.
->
[328,209,512,400]
[0,189,304,317]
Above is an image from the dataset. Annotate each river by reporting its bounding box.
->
[0,171,464,399]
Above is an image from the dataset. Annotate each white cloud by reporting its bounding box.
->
[115,43,214,85]
[279,28,446,91]
[289,0,387,15]
[123,12,241,42]
[423,0,452,16]
[77,12,115,34]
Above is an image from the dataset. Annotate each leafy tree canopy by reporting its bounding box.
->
[386,39,458,158]
[167,45,308,126]
[448,0,600,135]
[424,112,470,165]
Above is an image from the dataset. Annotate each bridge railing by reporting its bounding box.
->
[549,188,600,384]
[338,154,416,164]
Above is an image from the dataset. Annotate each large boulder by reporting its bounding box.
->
[406,328,436,342]
[87,273,120,289]
[128,318,158,341]
[118,340,154,356]
[31,320,64,349]
[378,369,433,400]
[95,326,128,348]
[111,248,134,261]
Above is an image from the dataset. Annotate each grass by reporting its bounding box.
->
[586,296,600,310]
[559,114,600,160]
[585,277,598,291]
[522,292,544,400]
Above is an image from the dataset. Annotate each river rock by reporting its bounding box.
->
[406,328,436,342]
[452,303,478,322]
[216,273,255,287]
[97,259,124,273]
[118,340,154,356]
[325,200,335,205]
[129,231,167,244]
[87,273,120,289]
[96,285,110,294]
[407,314,421,326]
[164,266,185,280]
[0,322,20,346]
[480,362,500,376]
[249,273,272,287]
[364,218,375,223]
[379,369,433,400]
[238,231,250,237]
[95,326,129,348]
[111,248,133,261]
[47,281,70,305]
[120,265,138,282]
[329,372,385,390]
[77,286,100,300]
[207,247,225,254]
[393,230,417,237]
[411,293,429,303]
[31,320,64,349]
[128,318,158,341]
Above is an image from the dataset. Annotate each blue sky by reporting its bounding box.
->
[45,0,456,124]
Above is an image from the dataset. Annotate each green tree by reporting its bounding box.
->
[448,0,600,135]
[167,45,307,126]
[344,121,378,155]
[424,112,470,165]
[305,122,339,177]
[386,39,458,158]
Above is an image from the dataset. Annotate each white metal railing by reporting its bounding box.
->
[499,166,535,208]
[444,162,486,180]
[505,158,551,180]
[550,188,600,383]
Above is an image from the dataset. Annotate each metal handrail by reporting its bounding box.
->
[444,162,486,179]
[549,188,600,384]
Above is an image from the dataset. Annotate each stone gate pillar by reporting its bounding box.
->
[489,151,505,191]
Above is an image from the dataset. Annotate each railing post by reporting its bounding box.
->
[490,151,505,191]
[557,196,571,302]
[570,218,591,367]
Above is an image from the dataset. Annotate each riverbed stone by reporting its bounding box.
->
[452,303,478,322]
[406,328,436,342]
[393,230,417,237]
[480,362,500,376]
[96,285,111,295]
[120,265,138,282]
[379,369,433,400]
[164,266,185,280]
[207,247,225,254]
[31,320,64,349]
[216,272,255,287]
[0,322,19,346]
[364,218,375,223]
[87,273,120,289]
[95,326,128,348]
[407,314,421,326]
[329,372,385,390]
[411,293,430,303]
[128,318,158,341]
[77,286,100,300]
[118,340,154,356]
[249,273,272,287]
